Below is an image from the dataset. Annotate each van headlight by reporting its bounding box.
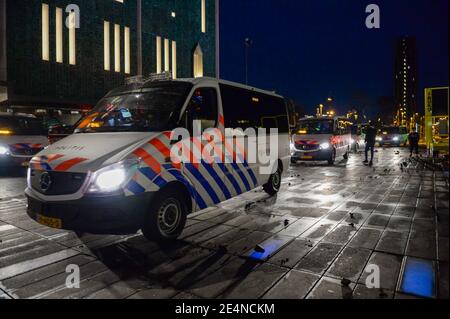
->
[393,136,399,142]
[0,145,9,155]
[290,141,296,153]
[376,137,382,141]
[88,159,139,194]
[320,142,330,150]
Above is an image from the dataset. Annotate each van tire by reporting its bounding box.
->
[142,188,187,243]
[263,164,282,196]
[343,148,349,160]
[328,149,336,165]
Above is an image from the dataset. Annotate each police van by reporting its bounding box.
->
[25,76,290,242]
[290,116,352,165]
[0,113,48,167]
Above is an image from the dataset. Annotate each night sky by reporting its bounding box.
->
[219,0,449,117]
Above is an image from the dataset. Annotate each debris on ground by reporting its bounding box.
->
[245,202,256,211]
[341,278,351,286]
[379,289,388,298]
[254,244,265,253]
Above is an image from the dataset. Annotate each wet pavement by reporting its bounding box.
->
[0,148,448,299]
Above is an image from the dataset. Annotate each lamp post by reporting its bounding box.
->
[244,37,252,85]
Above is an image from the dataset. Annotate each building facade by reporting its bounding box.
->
[0,0,218,112]
[394,37,417,127]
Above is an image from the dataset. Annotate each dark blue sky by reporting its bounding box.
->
[219,0,449,116]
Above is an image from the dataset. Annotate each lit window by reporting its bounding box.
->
[55,7,63,63]
[171,11,176,18]
[68,11,76,65]
[114,24,121,72]
[172,41,177,78]
[42,4,49,61]
[156,36,162,73]
[193,44,203,78]
[104,21,111,71]
[201,0,206,33]
[124,27,130,74]
[164,38,170,72]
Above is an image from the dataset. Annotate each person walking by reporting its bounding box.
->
[364,121,377,166]
[408,129,420,157]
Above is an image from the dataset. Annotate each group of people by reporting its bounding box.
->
[363,121,420,166]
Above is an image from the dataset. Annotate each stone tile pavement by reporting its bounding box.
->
[0,148,448,299]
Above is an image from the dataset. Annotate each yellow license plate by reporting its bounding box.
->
[36,214,62,229]
[301,156,313,160]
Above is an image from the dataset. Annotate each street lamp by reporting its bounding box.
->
[244,37,252,85]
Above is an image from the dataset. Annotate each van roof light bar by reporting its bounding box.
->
[125,71,173,85]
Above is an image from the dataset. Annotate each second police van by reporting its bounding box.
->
[25,76,290,242]
[0,113,49,167]
[290,116,352,165]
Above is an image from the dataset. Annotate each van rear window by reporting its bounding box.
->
[220,84,289,133]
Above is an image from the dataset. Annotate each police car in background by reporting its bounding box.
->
[290,116,352,165]
[376,126,408,147]
[0,113,48,167]
[25,76,290,242]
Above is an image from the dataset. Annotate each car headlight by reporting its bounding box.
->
[290,141,296,152]
[0,145,9,155]
[393,136,399,141]
[376,137,382,141]
[88,159,139,194]
[349,138,355,144]
[320,142,330,150]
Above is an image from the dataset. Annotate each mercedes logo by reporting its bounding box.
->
[39,172,52,192]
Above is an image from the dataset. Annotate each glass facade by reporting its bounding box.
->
[3,0,217,110]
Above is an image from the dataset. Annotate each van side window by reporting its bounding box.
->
[219,84,288,134]
[184,87,218,131]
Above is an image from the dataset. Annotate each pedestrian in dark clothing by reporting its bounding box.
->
[408,130,420,157]
[364,122,377,166]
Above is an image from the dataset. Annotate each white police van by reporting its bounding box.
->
[0,113,48,167]
[25,76,290,242]
[290,116,352,165]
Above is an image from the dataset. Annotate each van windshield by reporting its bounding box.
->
[296,119,334,134]
[0,116,46,136]
[381,127,407,135]
[75,82,192,133]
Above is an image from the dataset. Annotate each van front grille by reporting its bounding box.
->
[30,170,87,195]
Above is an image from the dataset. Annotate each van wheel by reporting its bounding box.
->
[290,158,297,164]
[142,189,187,243]
[328,150,336,165]
[263,165,282,196]
[343,148,349,160]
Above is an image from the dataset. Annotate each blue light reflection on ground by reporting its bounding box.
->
[249,242,279,261]
[401,258,435,298]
